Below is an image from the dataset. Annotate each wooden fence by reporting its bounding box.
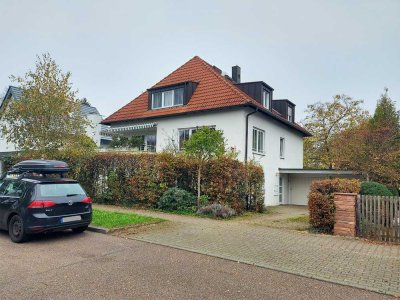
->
[356,195,400,243]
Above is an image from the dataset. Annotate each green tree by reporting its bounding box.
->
[0,53,94,158]
[184,127,225,207]
[303,95,369,169]
[333,89,400,186]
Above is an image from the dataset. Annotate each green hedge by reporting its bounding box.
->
[75,152,264,212]
[360,181,393,196]
[3,152,264,212]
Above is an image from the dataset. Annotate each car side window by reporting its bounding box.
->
[0,180,9,195]
[4,181,26,197]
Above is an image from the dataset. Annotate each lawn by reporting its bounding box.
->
[91,209,165,229]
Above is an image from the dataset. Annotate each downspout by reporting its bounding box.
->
[244,107,258,210]
[245,107,258,163]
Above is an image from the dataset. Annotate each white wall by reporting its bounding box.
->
[247,109,304,206]
[288,174,361,206]
[85,113,103,146]
[156,109,247,157]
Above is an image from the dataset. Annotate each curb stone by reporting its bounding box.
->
[87,226,109,234]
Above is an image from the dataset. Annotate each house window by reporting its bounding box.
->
[287,106,293,122]
[262,89,270,109]
[151,87,184,109]
[280,137,285,159]
[252,127,265,154]
[178,126,215,150]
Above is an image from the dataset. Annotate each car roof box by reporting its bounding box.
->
[9,160,70,174]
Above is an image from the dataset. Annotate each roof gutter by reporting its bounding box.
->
[245,107,258,163]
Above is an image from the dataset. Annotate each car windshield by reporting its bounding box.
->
[37,183,86,197]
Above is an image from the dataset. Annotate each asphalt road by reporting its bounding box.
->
[0,231,392,300]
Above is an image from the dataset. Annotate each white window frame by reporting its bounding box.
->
[151,88,184,110]
[280,137,285,159]
[262,89,270,110]
[252,127,265,154]
[287,106,293,122]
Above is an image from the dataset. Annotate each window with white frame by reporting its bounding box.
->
[280,137,285,159]
[287,106,293,122]
[262,89,270,109]
[252,127,265,154]
[178,126,215,150]
[152,87,184,109]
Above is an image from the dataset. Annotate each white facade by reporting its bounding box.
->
[84,112,105,147]
[111,107,305,206]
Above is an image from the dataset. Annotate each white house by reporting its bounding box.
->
[102,56,359,206]
[0,86,111,167]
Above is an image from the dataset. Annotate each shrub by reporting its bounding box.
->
[157,188,196,212]
[360,181,393,196]
[308,178,360,233]
[388,187,400,197]
[197,203,237,218]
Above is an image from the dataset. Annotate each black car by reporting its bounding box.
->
[0,160,92,243]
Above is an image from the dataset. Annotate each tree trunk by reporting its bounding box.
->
[197,165,201,208]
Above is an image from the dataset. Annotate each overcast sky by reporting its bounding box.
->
[0,0,399,121]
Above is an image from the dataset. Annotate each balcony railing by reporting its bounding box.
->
[98,144,156,153]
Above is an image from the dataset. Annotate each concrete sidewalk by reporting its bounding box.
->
[95,205,400,297]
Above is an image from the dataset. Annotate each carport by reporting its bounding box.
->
[279,169,362,206]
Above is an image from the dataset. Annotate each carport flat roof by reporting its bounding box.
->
[279,168,361,175]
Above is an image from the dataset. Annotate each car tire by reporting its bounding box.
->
[72,226,88,233]
[8,215,28,243]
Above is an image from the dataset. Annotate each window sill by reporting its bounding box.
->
[252,151,265,156]
[151,104,183,110]
[280,157,285,159]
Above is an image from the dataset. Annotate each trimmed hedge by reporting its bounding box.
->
[360,181,393,196]
[308,178,360,233]
[75,152,264,212]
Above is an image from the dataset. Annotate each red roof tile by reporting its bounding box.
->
[102,56,310,136]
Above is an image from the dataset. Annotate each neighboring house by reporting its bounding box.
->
[0,86,111,161]
[100,56,358,206]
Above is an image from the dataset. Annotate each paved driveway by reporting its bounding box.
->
[0,231,390,299]
[95,205,400,297]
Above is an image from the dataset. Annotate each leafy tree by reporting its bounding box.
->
[0,53,94,158]
[184,127,225,207]
[303,95,369,169]
[333,89,400,187]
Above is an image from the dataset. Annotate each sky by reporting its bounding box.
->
[0,0,399,121]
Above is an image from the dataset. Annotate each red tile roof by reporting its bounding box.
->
[102,56,310,136]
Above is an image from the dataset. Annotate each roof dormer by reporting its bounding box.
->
[272,99,296,123]
[235,81,274,110]
[147,81,198,110]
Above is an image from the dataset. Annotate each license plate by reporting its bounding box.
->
[61,216,81,223]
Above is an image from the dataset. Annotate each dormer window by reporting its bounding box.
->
[148,81,198,111]
[152,87,184,109]
[262,89,270,109]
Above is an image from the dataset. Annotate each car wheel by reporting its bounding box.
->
[72,226,88,233]
[8,215,28,243]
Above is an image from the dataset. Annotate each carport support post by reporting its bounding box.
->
[333,193,357,237]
